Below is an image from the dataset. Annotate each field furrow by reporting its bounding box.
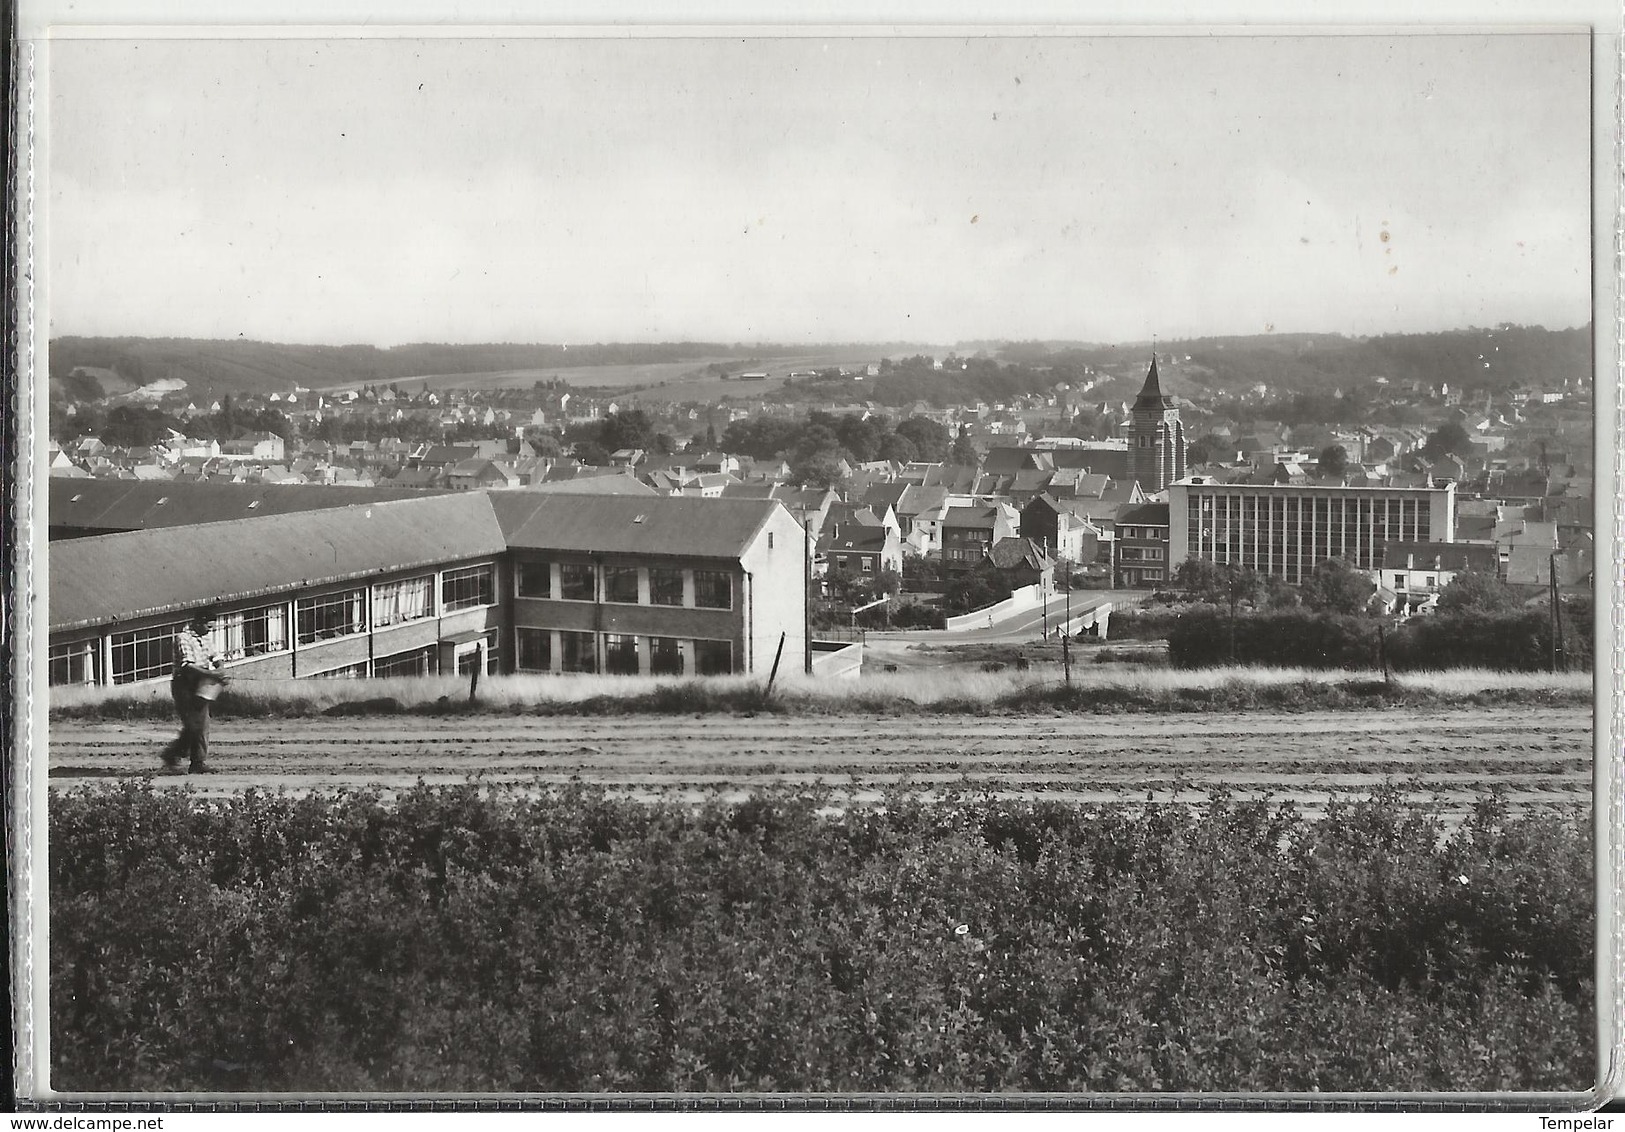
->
[47,706,1593,814]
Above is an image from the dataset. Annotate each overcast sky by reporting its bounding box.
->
[46,32,1593,346]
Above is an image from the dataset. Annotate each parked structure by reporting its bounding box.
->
[1376,541,1498,614]
[1168,477,1457,585]
[1113,502,1171,588]
[48,492,805,687]
[940,503,1019,572]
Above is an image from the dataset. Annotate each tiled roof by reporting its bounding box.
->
[981,447,1046,474]
[1072,473,1112,497]
[861,481,910,510]
[1011,470,1055,492]
[719,482,782,500]
[51,493,508,632]
[49,478,450,534]
[492,494,780,560]
[942,506,999,530]
[821,526,891,552]
[989,537,1050,570]
[1115,502,1170,527]
[895,485,949,516]
[1379,542,1497,572]
[518,475,654,497]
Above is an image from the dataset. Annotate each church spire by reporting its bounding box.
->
[1134,354,1171,410]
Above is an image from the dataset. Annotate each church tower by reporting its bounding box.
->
[1128,355,1187,494]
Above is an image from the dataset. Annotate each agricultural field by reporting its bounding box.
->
[47,704,1592,818]
[384,352,871,400]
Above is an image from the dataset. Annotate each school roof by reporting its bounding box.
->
[490,493,782,560]
[50,493,509,632]
[52,488,779,632]
[48,478,452,536]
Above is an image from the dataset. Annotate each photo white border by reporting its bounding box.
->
[10,0,1622,1109]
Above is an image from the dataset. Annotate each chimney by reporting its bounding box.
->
[1406,553,1414,569]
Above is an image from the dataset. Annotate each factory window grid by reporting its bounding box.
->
[373,574,434,627]
[49,639,101,687]
[605,633,640,675]
[373,646,434,678]
[604,565,640,604]
[311,661,368,679]
[560,562,595,602]
[694,570,733,610]
[561,630,597,673]
[297,588,367,644]
[649,567,684,606]
[110,622,186,685]
[210,602,291,660]
[515,627,552,673]
[693,638,733,676]
[515,560,553,599]
[649,636,683,676]
[442,563,496,611]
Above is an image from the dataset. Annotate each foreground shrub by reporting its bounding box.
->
[51,784,1592,1094]
[1389,610,1592,672]
[1168,609,1379,669]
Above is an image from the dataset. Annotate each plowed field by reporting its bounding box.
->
[48,705,1592,814]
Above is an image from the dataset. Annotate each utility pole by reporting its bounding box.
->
[1549,551,1564,673]
[803,507,813,675]
[1041,536,1050,640]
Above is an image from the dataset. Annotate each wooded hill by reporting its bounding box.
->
[45,339,844,402]
[49,325,1589,406]
[1003,325,1591,402]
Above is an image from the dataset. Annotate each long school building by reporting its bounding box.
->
[1167,478,1457,584]
[48,491,807,688]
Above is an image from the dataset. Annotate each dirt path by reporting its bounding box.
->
[47,706,1593,812]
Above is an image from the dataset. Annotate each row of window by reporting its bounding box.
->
[1390,572,1439,591]
[513,561,733,609]
[56,563,498,685]
[515,629,733,677]
[295,565,496,645]
[294,636,502,681]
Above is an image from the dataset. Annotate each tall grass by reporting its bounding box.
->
[49,665,1593,721]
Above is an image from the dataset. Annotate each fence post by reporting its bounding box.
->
[764,631,787,698]
[468,641,482,704]
[1377,624,1390,686]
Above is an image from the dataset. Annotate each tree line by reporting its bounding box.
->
[1159,557,1590,671]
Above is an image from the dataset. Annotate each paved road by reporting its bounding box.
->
[873,589,1153,644]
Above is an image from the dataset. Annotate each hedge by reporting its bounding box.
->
[51,783,1592,1093]
[1168,608,1591,671]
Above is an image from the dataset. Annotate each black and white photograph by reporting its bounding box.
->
[12,5,1620,1108]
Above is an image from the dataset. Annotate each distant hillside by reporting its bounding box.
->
[48,326,1589,407]
[45,339,864,402]
[1005,326,1591,401]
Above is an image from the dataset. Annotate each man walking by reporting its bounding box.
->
[162,609,225,773]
